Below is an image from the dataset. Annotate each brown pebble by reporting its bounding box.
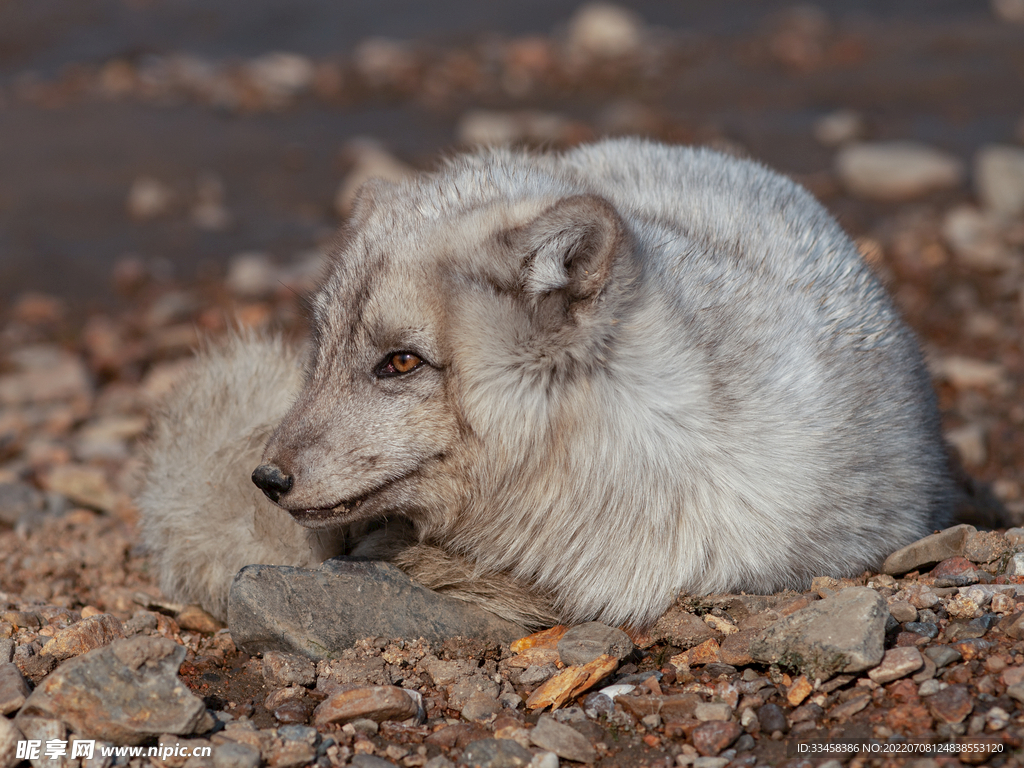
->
[175,605,224,634]
[41,614,125,660]
[952,638,992,660]
[786,674,812,706]
[274,698,314,724]
[930,556,975,579]
[670,638,721,667]
[313,686,418,727]
[926,683,973,724]
[719,630,757,666]
[425,722,491,749]
[264,685,306,710]
[510,625,568,653]
[691,720,742,756]
[525,653,617,710]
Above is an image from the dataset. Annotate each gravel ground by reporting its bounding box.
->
[2,3,1024,767]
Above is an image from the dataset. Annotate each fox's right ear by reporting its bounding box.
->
[520,194,626,306]
[347,177,393,228]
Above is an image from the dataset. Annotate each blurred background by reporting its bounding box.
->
[0,0,1022,517]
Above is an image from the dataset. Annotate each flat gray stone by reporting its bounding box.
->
[228,558,525,660]
[557,622,633,666]
[213,741,261,768]
[530,715,597,763]
[866,647,923,684]
[459,739,532,768]
[750,587,887,680]
[924,645,962,669]
[881,525,974,576]
[16,635,205,745]
[0,663,30,716]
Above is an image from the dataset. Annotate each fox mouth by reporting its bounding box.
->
[283,469,421,527]
[289,492,373,525]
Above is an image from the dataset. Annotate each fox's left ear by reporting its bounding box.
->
[521,194,626,304]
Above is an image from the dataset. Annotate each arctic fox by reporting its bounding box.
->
[138,138,953,630]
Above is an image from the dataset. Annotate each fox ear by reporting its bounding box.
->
[346,177,393,227]
[522,194,626,303]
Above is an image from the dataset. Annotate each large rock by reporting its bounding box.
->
[881,525,974,575]
[16,635,206,745]
[750,588,887,680]
[228,558,525,659]
[835,141,964,201]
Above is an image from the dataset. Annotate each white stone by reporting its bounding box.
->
[941,205,1012,270]
[457,110,570,147]
[975,144,1024,219]
[930,355,1007,390]
[529,752,559,768]
[352,38,416,88]
[944,424,987,467]
[226,252,277,299]
[835,141,964,201]
[597,684,636,699]
[245,52,314,99]
[566,2,645,59]
[126,176,174,220]
[813,109,864,147]
[1007,552,1024,578]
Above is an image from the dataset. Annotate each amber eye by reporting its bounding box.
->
[377,352,423,378]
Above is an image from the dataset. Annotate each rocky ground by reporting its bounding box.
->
[3,2,1024,767]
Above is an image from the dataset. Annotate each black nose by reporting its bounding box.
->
[252,463,293,503]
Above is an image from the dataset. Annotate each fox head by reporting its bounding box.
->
[251,162,637,533]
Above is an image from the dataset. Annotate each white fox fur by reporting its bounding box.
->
[138,138,953,629]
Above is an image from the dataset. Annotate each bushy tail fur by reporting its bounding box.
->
[137,332,559,628]
[137,332,347,619]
